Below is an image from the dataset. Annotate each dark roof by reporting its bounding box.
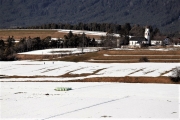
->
[151,39,162,41]
[130,37,145,41]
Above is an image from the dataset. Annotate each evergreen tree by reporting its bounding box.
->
[6,36,15,48]
[0,39,5,60]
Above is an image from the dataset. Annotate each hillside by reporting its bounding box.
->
[0,0,180,33]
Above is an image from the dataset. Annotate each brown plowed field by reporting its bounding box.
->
[0,29,101,40]
[17,49,180,63]
[87,50,180,63]
[66,77,179,84]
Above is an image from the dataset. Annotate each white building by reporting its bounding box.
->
[144,27,151,45]
[151,40,162,46]
[129,37,145,48]
[129,27,152,48]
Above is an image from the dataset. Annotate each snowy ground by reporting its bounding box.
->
[18,47,102,55]
[18,47,180,56]
[0,60,180,119]
[58,29,120,37]
[1,30,179,119]
[0,61,180,82]
[0,82,179,119]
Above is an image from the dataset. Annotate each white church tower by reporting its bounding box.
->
[144,27,151,45]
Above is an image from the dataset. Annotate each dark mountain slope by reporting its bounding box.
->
[0,0,179,33]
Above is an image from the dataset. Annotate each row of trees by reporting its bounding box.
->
[0,37,16,61]
[63,31,97,48]
[21,22,122,34]
[64,30,130,48]
[0,36,57,60]
[23,22,161,40]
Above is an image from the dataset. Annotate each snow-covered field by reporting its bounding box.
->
[0,61,180,119]
[1,30,180,119]
[0,61,180,81]
[18,47,180,56]
[1,46,180,119]
[18,47,101,55]
[58,29,120,37]
[0,82,179,119]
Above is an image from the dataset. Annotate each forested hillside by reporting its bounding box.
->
[0,0,180,33]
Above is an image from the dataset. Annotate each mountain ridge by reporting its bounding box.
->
[0,0,180,33]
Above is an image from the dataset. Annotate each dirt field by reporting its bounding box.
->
[88,49,180,63]
[1,76,178,84]
[67,77,179,84]
[0,29,101,40]
[56,49,180,63]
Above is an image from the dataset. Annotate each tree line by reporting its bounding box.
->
[22,22,161,39]
[21,22,122,34]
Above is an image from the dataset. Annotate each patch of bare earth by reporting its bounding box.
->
[88,50,180,63]
[66,77,179,84]
[1,75,179,84]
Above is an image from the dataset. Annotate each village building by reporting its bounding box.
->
[128,27,151,48]
[128,27,162,48]
[129,37,145,48]
[144,27,151,45]
[162,37,173,45]
[151,39,162,46]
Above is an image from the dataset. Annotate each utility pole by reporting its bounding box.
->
[26,39,28,52]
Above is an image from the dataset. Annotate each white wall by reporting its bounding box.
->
[129,41,138,45]
[151,40,162,45]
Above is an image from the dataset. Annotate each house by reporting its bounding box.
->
[95,39,102,44]
[129,37,147,48]
[151,39,162,46]
[51,38,59,41]
[51,38,64,43]
[129,27,151,48]
[162,37,173,45]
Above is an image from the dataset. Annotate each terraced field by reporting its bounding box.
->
[87,49,180,63]
[17,48,180,63]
